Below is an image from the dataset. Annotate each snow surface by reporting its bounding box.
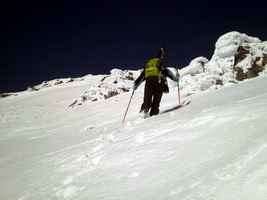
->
[1,31,267,200]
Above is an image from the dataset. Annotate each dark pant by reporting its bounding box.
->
[141,76,165,116]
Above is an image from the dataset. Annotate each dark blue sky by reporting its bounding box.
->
[1,0,266,93]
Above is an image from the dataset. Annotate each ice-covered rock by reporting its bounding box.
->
[234,41,267,81]
[27,77,87,92]
[213,31,261,59]
[179,31,267,95]
[69,69,137,107]
[181,57,209,76]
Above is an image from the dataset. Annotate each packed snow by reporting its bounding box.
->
[0,31,267,200]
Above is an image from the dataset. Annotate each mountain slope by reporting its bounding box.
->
[1,31,267,200]
[1,73,267,200]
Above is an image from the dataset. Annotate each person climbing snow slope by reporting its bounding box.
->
[133,47,180,117]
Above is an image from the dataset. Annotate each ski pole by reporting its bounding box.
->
[175,64,182,107]
[122,89,135,123]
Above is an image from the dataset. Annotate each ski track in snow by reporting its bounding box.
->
[0,76,267,200]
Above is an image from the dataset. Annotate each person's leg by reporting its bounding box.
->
[140,78,154,112]
[149,81,164,116]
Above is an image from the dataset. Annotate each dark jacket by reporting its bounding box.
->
[134,67,179,90]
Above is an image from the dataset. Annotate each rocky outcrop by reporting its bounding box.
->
[179,31,267,95]
[27,77,85,92]
[0,93,15,99]
[234,42,267,81]
[69,69,136,107]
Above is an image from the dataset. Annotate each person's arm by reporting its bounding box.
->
[167,69,180,82]
[133,70,145,90]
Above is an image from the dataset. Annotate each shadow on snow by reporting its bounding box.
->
[161,101,191,114]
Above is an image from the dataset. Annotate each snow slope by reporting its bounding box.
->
[1,73,267,200]
[1,31,267,200]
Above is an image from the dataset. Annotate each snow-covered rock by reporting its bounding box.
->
[27,77,87,92]
[179,31,267,96]
[234,41,267,80]
[181,57,209,76]
[69,69,138,107]
[0,93,16,99]
[213,31,261,59]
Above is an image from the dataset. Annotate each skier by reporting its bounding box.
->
[133,48,180,117]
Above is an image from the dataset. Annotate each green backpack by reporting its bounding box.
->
[145,58,161,78]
